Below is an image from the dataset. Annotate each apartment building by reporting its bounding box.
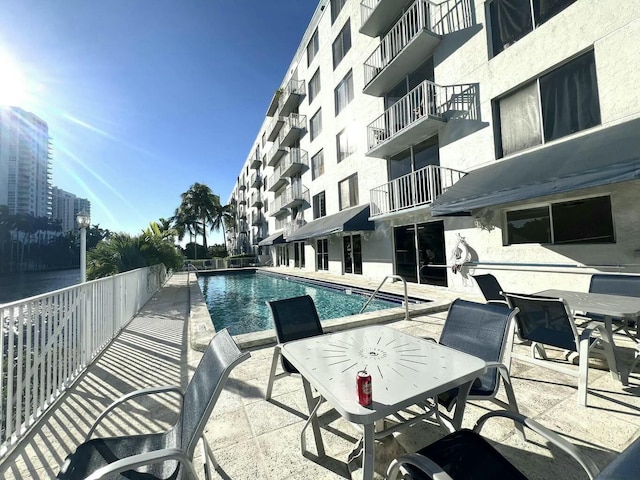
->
[227,0,640,295]
[0,106,52,217]
[50,186,91,233]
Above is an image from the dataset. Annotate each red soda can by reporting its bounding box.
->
[357,370,372,406]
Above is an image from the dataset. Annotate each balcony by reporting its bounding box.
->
[280,148,309,178]
[369,164,466,218]
[278,113,306,147]
[267,115,285,142]
[238,194,246,205]
[250,153,262,170]
[278,78,306,117]
[266,141,287,167]
[270,184,309,214]
[363,0,442,97]
[268,159,289,193]
[250,172,262,189]
[251,213,265,226]
[360,0,413,37]
[238,182,246,191]
[250,192,263,208]
[366,81,478,158]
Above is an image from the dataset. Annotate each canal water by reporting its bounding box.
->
[0,269,81,304]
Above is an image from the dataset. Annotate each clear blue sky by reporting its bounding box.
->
[0,0,319,245]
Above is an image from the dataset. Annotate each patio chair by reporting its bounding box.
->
[385,410,601,480]
[472,273,508,305]
[503,292,617,405]
[56,329,250,480]
[428,299,522,436]
[265,294,324,400]
[585,274,640,339]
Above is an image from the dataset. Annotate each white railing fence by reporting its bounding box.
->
[369,165,466,217]
[0,264,167,457]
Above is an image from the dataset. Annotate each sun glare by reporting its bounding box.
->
[0,49,28,106]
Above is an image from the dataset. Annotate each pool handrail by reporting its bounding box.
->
[360,275,410,321]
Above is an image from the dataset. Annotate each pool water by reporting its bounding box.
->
[198,272,400,335]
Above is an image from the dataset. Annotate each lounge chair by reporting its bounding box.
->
[427,299,522,436]
[56,329,250,480]
[472,273,508,305]
[385,410,601,479]
[503,292,617,405]
[265,294,324,400]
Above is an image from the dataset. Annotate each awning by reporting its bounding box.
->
[286,204,375,242]
[258,231,286,246]
[430,119,640,216]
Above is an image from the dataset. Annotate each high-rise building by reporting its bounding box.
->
[50,186,90,233]
[0,106,52,217]
[228,0,640,294]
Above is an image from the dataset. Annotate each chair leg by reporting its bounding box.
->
[577,336,590,406]
[300,378,326,457]
[265,345,281,400]
[531,342,548,360]
[499,367,525,441]
[201,436,218,479]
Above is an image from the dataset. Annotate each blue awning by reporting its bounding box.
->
[258,231,285,246]
[430,119,640,216]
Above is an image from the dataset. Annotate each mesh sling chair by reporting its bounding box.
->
[56,329,250,480]
[503,292,617,406]
[385,410,601,480]
[426,299,523,437]
[585,274,640,340]
[472,274,508,305]
[265,294,324,400]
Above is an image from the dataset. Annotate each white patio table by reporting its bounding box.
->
[536,289,640,385]
[280,325,487,480]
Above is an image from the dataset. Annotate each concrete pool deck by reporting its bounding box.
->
[1,270,639,479]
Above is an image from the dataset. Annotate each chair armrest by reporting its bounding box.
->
[86,385,184,441]
[83,447,194,480]
[474,411,600,480]
[423,336,438,343]
[386,452,454,480]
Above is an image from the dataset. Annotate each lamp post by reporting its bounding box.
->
[76,210,91,283]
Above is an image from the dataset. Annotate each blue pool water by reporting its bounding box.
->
[198,272,400,335]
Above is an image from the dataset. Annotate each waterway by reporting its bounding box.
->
[0,269,81,304]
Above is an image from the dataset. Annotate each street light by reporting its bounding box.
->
[76,210,91,283]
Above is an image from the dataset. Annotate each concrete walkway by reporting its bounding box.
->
[1,270,639,479]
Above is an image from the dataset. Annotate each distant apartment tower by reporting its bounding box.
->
[50,186,90,233]
[0,106,52,217]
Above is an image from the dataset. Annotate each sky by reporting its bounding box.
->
[0,0,319,245]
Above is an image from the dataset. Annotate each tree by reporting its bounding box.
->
[176,183,218,250]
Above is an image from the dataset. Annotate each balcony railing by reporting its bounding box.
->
[369,164,466,217]
[0,265,167,456]
[271,184,310,213]
[366,81,478,158]
[250,192,263,208]
[250,172,262,189]
[268,161,289,193]
[280,148,309,178]
[278,78,306,117]
[363,0,442,95]
[267,115,285,142]
[278,113,306,147]
[266,141,287,167]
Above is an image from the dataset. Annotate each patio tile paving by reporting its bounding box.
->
[1,271,638,479]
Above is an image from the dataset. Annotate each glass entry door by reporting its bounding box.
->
[394,221,446,286]
[343,234,362,274]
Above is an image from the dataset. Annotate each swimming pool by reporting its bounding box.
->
[198,271,409,335]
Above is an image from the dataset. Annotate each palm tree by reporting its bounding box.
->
[174,183,218,256]
[172,206,201,259]
[211,197,234,248]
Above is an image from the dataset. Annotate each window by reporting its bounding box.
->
[488,0,577,56]
[310,109,322,141]
[495,51,600,157]
[261,132,266,148]
[332,20,351,69]
[317,238,329,271]
[311,150,324,180]
[308,68,321,104]
[307,28,319,66]
[313,191,326,219]
[506,195,614,245]
[338,173,358,210]
[330,0,346,24]
[336,128,355,162]
[334,70,353,115]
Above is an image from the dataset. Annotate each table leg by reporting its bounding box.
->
[451,380,474,430]
[362,423,375,480]
[602,317,627,386]
[301,378,325,457]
